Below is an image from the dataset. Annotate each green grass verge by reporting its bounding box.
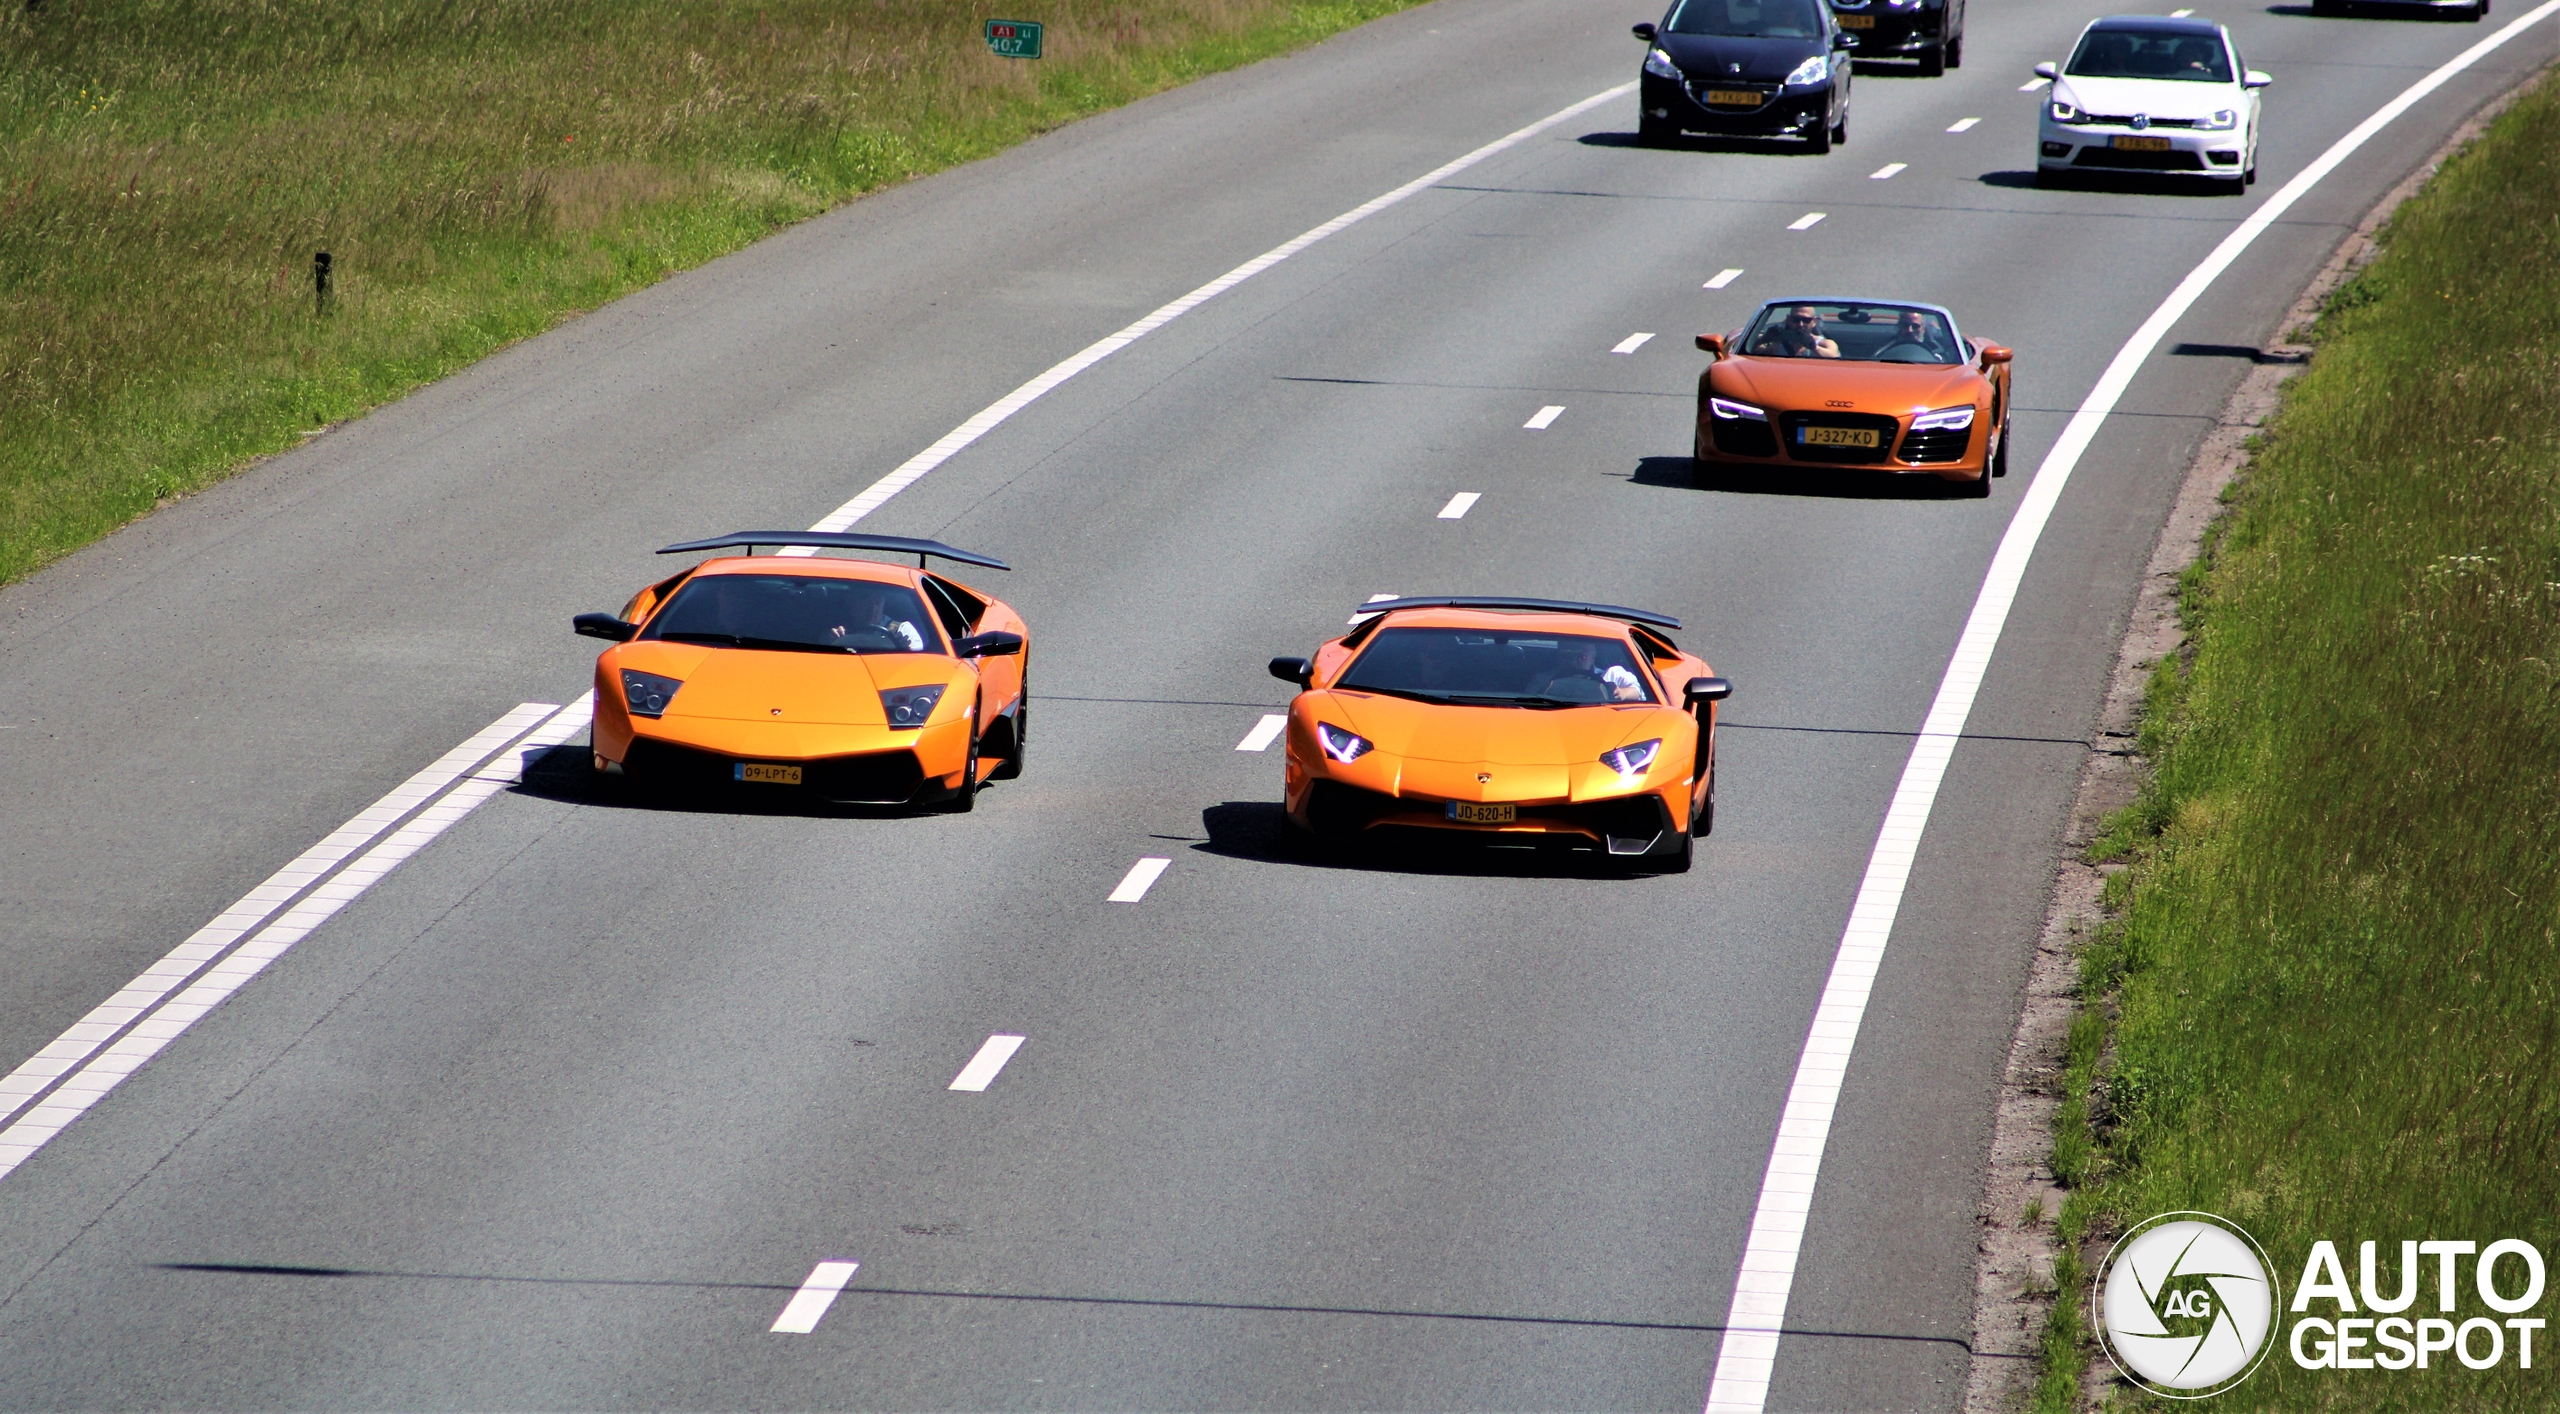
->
[2034,68,2560,1411]
[0,0,1429,585]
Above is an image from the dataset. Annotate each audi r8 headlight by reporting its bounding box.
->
[1644,46,1682,79]
[2200,108,2239,131]
[1785,54,1829,87]
[1317,722,1374,764]
[2047,99,2082,124]
[620,669,683,719]
[1710,396,1769,422]
[1911,404,1976,432]
[880,684,947,729]
[1600,739,1663,780]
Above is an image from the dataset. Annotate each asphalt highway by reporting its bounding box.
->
[2,0,2552,1408]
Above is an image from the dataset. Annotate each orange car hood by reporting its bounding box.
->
[1718,356,1984,414]
[1322,691,1676,764]
[615,642,955,726]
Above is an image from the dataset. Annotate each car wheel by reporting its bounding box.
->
[1639,114,1676,147]
[1946,32,1963,69]
[1993,421,2010,478]
[2469,0,2488,20]
[1916,42,1946,78]
[990,675,1026,780]
[1962,465,1993,498]
[2034,166,2062,189]
[1807,118,1832,155]
[944,701,982,812]
[1832,105,1848,145]
[2311,0,2342,13]
[1642,826,1695,874]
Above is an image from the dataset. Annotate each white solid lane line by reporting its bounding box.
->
[778,81,1635,549]
[0,700,556,1132]
[1107,857,1171,903]
[1704,268,1744,289]
[949,1035,1026,1092]
[2022,76,2051,91]
[1947,117,1980,133]
[1523,405,1564,429]
[1786,212,1826,231]
[1702,5,2560,1408]
[1438,492,1482,519]
[1869,163,1906,180]
[0,698,596,1183]
[1235,715,1287,752]
[1611,332,1656,353]
[770,1261,861,1333]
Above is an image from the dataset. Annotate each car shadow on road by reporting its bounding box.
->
[1981,168,2245,197]
[1196,801,1670,879]
[1629,453,1974,500]
[1578,130,1826,157]
[511,742,968,820]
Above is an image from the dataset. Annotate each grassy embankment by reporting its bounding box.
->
[0,0,1426,586]
[2031,70,2560,1411]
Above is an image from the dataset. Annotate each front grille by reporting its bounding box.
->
[2073,146,2205,172]
[1898,425,1972,464]
[1778,412,1900,465]
[1711,416,1779,458]
[1305,780,1672,851]
[1685,81,1777,111]
[625,737,926,803]
[2078,114,2198,128]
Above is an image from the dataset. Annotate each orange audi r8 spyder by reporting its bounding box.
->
[1694,298,2013,496]
[575,532,1027,810]
[1269,598,1731,872]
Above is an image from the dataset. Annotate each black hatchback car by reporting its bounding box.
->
[1828,0,1965,75]
[1636,0,1856,151]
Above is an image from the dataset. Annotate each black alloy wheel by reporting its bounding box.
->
[1993,422,2010,478]
[945,697,982,812]
[1946,31,1963,68]
[1917,41,1946,77]
[990,671,1026,780]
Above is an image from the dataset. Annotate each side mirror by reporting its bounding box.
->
[1685,676,1733,706]
[1696,333,1726,357]
[1833,30,1856,48]
[1979,344,2013,366]
[1632,21,1657,40]
[2033,61,2058,81]
[954,630,1024,658]
[2244,70,2271,89]
[574,612,637,642]
[1269,656,1314,688]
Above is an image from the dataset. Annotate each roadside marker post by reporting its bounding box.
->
[984,19,1043,58]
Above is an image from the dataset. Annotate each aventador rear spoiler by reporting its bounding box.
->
[1351,596,1681,631]
[657,531,1012,572]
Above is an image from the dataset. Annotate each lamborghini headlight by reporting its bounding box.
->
[1318,722,1374,764]
[620,669,683,719]
[880,684,947,729]
[1911,404,1976,432]
[1785,54,1829,87]
[1600,738,1663,780]
[1710,396,1769,422]
[2200,108,2238,131]
[1644,46,1682,79]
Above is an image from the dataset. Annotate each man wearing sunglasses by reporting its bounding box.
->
[1752,304,1841,358]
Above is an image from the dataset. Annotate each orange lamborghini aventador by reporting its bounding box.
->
[1269,597,1731,872]
[575,532,1027,810]
[1694,297,2013,496]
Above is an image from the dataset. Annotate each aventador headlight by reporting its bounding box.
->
[2201,108,2238,131]
[1644,46,1682,79]
[620,669,683,719]
[2047,99,2082,123]
[1785,54,1829,87]
[1710,396,1769,422]
[1600,739,1663,780]
[1318,722,1374,764]
[879,684,947,729]
[1912,404,1977,432]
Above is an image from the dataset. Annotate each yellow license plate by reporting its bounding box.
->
[1801,426,1881,448]
[1704,89,1763,107]
[1447,801,1518,824]
[2113,135,2173,152]
[1838,13,1875,26]
[735,762,803,785]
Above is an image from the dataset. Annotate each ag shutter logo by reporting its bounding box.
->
[2094,1212,2280,1398]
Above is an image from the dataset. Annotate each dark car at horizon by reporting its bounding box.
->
[1827,0,1966,75]
[1635,0,1856,152]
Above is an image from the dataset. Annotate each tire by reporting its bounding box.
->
[1962,464,1993,498]
[1916,43,1946,78]
[1946,32,1963,69]
[989,674,1025,780]
[1806,119,1832,155]
[2034,166,2062,189]
[1642,827,1695,874]
[944,701,981,812]
[1993,421,2010,478]
[1831,107,1848,146]
[1638,114,1676,147]
[2469,0,2488,20]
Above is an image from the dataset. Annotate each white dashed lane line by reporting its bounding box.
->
[1704,267,1744,289]
[1438,492,1481,519]
[2022,76,2052,91]
[1350,592,1397,624]
[949,1035,1027,1092]
[1611,332,1656,353]
[1236,715,1286,752]
[1869,163,1906,180]
[1947,117,1980,133]
[1107,858,1171,902]
[1523,405,1565,429]
[770,1261,860,1333]
[1786,212,1826,231]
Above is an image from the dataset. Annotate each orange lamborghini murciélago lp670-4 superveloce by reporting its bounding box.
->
[576,532,1027,810]
[1270,598,1731,873]
[1694,298,2013,496]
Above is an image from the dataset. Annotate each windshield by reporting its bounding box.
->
[1743,302,1962,363]
[1664,0,1826,39]
[2065,27,2233,83]
[1337,626,1658,707]
[642,574,942,654]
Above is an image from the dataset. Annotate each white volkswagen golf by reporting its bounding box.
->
[2033,15,2269,191]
